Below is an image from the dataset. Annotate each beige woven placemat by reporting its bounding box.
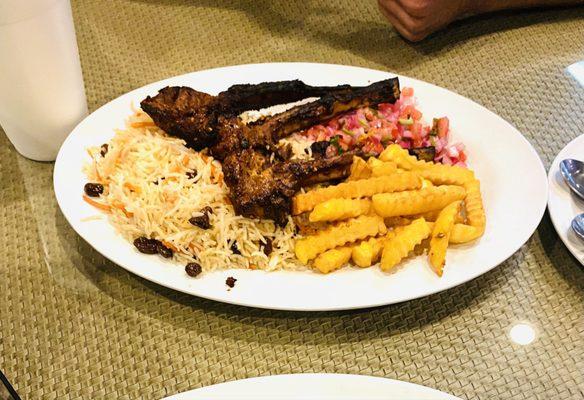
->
[1,1,583,399]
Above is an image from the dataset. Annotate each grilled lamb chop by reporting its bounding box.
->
[141,78,401,224]
[222,149,357,225]
[140,80,359,151]
[210,78,400,160]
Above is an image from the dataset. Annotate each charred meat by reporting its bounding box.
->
[222,149,357,226]
[140,80,363,151]
[141,78,401,224]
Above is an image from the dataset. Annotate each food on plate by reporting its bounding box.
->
[309,198,371,223]
[314,246,353,274]
[294,215,387,264]
[292,172,422,215]
[380,218,431,271]
[351,237,384,268]
[348,156,372,180]
[428,201,462,276]
[142,79,400,225]
[371,185,466,217]
[83,78,484,277]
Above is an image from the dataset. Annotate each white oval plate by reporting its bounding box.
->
[54,63,548,311]
[548,134,584,264]
[163,374,461,400]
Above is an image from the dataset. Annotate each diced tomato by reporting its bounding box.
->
[458,151,467,162]
[402,87,414,97]
[436,117,449,138]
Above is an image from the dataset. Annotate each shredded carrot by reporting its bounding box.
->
[111,201,133,217]
[181,154,190,165]
[123,182,141,193]
[249,264,258,270]
[83,195,111,212]
[130,121,156,128]
[162,240,179,252]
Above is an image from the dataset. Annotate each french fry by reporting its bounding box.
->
[314,246,353,274]
[309,198,371,223]
[416,163,474,186]
[351,237,384,268]
[464,179,486,229]
[371,161,398,177]
[421,179,434,188]
[293,172,422,215]
[348,156,372,181]
[413,208,464,223]
[372,185,466,217]
[380,218,431,271]
[379,144,429,170]
[449,224,484,244]
[294,215,386,264]
[428,201,462,276]
[367,157,384,168]
[384,216,413,227]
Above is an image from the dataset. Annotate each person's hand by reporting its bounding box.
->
[378,0,471,42]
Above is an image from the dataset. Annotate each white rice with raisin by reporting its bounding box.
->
[83,109,308,272]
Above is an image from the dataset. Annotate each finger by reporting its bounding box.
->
[378,1,428,41]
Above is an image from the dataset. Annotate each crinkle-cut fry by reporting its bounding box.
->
[425,222,484,244]
[463,179,486,229]
[372,185,466,217]
[421,179,434,188]
[292,172,422,215]
[450,224,484,243]
[314,246,353,274]
[416,163,475,185]
[384,216,413,227]
[351,237,384,268]
[379,144,429,170]
[294,215,386,264]
[348,156,372,181]
[367,157,384,168]
[309,198,371,223]
[413,208,464,223]
[381,218,431,271]
[371,161,398,177]
[429,201,462,276]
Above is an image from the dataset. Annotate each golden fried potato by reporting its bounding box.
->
[351,237,384,268]
[372,185,466,218]
[367,157,384,168]
[413,207,464,223]
[379,144,428,170]
[348,156,372,181]
[309,198,371,223]
[421,179,434,189]
[314,246,353,274]
[463,179,486,230]
[294,215,386,264]
[371,161,398,177]
[428,201,462,276]
[449,224,484,244]
[380,218,431,271]
[416,163,475,186]
[293,172,422,215]
[384,216,413,227]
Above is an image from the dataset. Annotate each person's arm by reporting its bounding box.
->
[378,0,583,42]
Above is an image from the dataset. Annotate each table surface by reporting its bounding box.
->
[1,1,584,399]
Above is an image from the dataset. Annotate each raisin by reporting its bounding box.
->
[310,141,329,157]
[100,143,109,157]
[84,183,104,197]
[262,238,273,256]
[157,242,173,258]
[189,206,213,229]
[226,276,237,288]
[185,262,202,277]
[186,170,197,180]
[133,237,159,254]
[241,138,249,149]
[230,241,241,255]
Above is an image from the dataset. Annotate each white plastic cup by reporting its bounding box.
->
[0,0,88,161]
